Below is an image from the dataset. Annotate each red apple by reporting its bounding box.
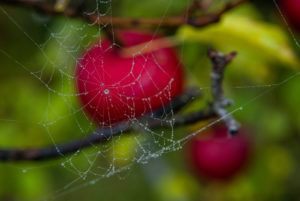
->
[189,125,251,181]
[76,31,184,126]
[279,0,300,31]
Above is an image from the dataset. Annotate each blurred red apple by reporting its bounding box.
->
[189,125,252,181]
[279,0,300,31]
[76,31,184,126]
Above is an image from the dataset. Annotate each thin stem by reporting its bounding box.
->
[0,0,249,28]
[208,47,239,136]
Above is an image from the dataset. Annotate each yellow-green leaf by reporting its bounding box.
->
[177,14,299,82]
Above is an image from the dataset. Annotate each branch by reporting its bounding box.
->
[0,47,239,162]
[208,47,239,136]
[0,123,131,161]
[0,110,216,161]
[0,47,240,162]
[0,42,239,161]
[0,88,213,161]
[0,0,249,28]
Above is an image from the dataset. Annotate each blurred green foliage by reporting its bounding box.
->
[0,0,300,201]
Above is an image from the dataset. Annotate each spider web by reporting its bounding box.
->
[0,0,299,200]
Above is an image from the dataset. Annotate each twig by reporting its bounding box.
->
[0,47,240,161]
[0,46,241,161]
[185,0,202,16]
[121,36,179,57]
[103,25,125,47]
[199,0,216,11]
[208,47,239,136]
[0,110,216,161]
[0,122,131,161]
[0,0,249,28]
[0,87,211,161]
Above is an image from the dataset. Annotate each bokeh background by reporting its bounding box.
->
[0,0,300,200]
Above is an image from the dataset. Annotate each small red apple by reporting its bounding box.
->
[76,31,184,126]
[279,0,300,32]
[189,125,252,181]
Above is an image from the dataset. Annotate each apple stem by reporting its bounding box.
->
[120,36,180,57]
[103,26,125,48]
[208,47,240,136]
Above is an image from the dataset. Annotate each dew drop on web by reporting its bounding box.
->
[104,89,110,94]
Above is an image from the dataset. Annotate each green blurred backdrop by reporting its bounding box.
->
[0,0,300,201]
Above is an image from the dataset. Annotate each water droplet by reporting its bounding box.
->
[104,89,109,94]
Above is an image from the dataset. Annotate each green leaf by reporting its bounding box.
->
[177,14,299,82]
